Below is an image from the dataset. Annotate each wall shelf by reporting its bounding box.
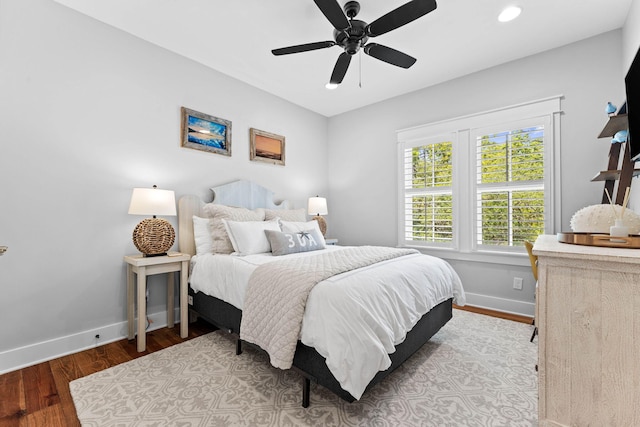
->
[597,113,628,138]
[591,168,640,181]
[595,112,633,205]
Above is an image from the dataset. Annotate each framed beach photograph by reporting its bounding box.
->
[181,107,232,156]
[249,128,285,166]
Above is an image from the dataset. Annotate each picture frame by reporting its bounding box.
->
[249,128,285,166]
[181,107,232,156]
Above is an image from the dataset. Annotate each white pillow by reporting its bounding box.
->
[201,204,266,254]
[223,219,281,255]
[192,216,213,255]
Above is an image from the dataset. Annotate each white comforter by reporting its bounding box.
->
[189,246,465,399]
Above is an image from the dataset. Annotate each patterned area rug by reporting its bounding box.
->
[70,310,537,426]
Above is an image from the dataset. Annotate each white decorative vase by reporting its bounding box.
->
[610,219,629,238]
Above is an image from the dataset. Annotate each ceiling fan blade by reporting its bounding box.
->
[330,52,352,84]
[272,41,336,56]
[364,43,416,68]
[367,0,437,37]
[313,0,350,31]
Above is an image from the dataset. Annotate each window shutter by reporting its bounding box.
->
[402,141,453,245]
[475,126,545,247]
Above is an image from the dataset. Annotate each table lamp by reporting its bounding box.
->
[128,185,177,256]
[308,196,328,236]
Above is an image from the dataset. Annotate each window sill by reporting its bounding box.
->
[403,245,531,267]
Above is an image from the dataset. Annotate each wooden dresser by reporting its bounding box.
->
[533,235,640,426]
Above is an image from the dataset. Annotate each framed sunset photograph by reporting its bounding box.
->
[249,128,285,166]
[181,107,232,156]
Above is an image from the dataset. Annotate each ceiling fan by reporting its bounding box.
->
[272,0,438,87]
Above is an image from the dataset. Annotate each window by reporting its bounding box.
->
[402,139,453,245]
[474,124,545,248]
[397,97,560,260]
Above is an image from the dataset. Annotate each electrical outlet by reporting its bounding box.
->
[188,295,193,305]
[513,277,523,290]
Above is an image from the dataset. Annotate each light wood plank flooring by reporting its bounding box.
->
[0,307,533,426]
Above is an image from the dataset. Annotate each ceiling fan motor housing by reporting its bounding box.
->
[333,20,368,55]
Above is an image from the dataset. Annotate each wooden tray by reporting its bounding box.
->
[557,232,640,248]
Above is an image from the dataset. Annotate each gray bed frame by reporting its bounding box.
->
[178,180,453,407]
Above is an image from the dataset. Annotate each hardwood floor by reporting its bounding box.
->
[0,306,534,426]
[0,320,216,427]
[454,304,534,324]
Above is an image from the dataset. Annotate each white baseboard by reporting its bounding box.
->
[0,308,180,375]
[462,292,535,317]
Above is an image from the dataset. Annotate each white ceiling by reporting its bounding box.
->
[53,0,632,117]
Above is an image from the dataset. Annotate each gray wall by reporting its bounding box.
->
[326,30,625,314]
[0,0,328,371]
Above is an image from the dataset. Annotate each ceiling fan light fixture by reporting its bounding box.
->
[498,6,521,22]
[325,82,339,90]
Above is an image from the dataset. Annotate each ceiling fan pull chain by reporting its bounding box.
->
[359,50,362,88]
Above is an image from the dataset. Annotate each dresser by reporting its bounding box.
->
[533,235,640,427]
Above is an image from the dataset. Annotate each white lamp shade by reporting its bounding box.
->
[128,187,177,216]
[308,196,328,216]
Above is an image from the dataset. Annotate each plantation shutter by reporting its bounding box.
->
[475,125,545,247]
[402,140,453,246]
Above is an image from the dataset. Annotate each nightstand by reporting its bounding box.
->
[325,238,338,245]
[124,253,191,352]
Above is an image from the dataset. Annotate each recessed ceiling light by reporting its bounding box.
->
[325,82,338,90]
[498,6,521,22]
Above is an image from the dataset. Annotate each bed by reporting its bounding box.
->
[178,180,465,407]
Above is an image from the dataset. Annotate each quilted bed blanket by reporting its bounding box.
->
[239,246,418,369]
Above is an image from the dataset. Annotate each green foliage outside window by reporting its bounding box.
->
[407,142,453,242]
[477,127,545,246]
[479,191,544,245]
[479,127,544,183]
[410,142,452,188]
[410,194,452,242]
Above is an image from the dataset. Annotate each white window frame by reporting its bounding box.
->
[397,96,562,265]
[401,133,457,250]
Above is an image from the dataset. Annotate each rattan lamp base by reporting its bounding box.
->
[132,218,176,256]
[312,215,327,236]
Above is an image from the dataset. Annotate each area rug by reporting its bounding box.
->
[70,310,537,426]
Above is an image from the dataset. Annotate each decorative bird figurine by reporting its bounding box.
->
[613,129,628,144]
[606,102,617,115]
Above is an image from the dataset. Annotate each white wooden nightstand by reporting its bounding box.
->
[124,253,191,352]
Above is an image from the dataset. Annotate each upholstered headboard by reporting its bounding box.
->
[178,180,290,255]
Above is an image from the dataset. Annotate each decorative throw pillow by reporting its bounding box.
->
[223,219,281,256]
[280,219,323,236]
[263,208,307,222]
[192,216,213,255]
[201,204,265,254]
[265,228,326,256]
